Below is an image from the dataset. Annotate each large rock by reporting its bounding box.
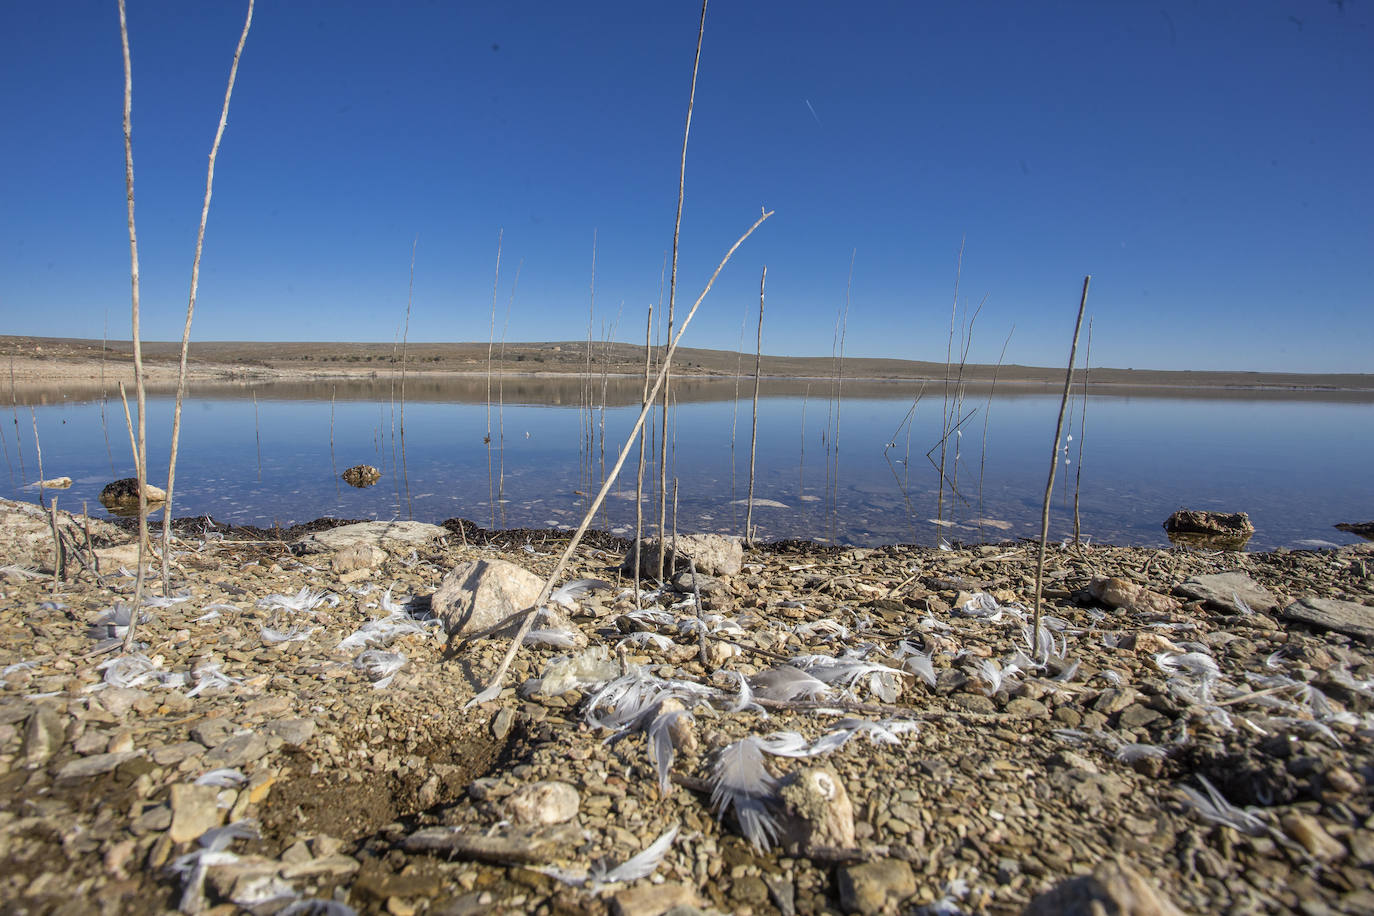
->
[1024,859,1185,916]
[778,766,856,855]
[432,559,566,637]
[99,477,167,507]
[1088,577,1180,614]
[341,464,382,488]
[1281,597,1374,640]
[504,781,580,826]
[1335,521,1374,540]
[1175,571,1279,614]
[292,520,447,555]
[0,497,127,573]
[622,533,744,578]
[1163,510,1253,546]
[836,859,915,914]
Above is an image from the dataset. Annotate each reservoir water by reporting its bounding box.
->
[5,376,1372,551]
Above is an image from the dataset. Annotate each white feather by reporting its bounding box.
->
[710,737,780,853]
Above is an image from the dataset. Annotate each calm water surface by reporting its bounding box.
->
[5,378,1372,551]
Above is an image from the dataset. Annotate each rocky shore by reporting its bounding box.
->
[1,497,1372,915]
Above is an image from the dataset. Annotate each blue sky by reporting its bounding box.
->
[2,1,1370,372]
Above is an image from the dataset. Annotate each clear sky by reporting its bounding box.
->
[2,1,1370,372]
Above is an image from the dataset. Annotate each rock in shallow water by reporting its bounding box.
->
[341,464,382,487]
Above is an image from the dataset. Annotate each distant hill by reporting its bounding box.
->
[3,335,1372,396]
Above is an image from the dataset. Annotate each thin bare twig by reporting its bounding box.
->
[1033,276,1091,640]
[118,0,150,652]
[1073,317,1093,545]
[745,265,765,544]
[659,0,708,580]
[161,0,254,594]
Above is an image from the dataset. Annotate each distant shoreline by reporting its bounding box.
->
[5,334,1373,404]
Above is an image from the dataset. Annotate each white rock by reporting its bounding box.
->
[504,780,580,826]
[432,559,569,637]
[622,533,744,577]
[169,783,224,843]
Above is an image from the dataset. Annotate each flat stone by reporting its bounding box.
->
[1118,704,1162,729]
[610,883,703,916]
[1176,572,1279,614]
[202,732,270,769]
[242,696,293,718]
[169,782,224,843]
[1281,597,1374,640]
[1004,697,1049,718]
[21,705,65,767]
[56,751,139,781]
[1282,813,1346,862]
[293,520,447,555]
[402,823,581,864]
[152,741,205,766]
[1093,687,1140,715]
[279,854,361,879]
[504,781,580,826]
[261,717,315,747]
[332,542,388,573]
[95,687,150,718]
[1025,859,1186,916]
[1088,577,1180,614]
[191,717,237,748]
[836,859,916,914]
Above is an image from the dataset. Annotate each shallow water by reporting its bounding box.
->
[4,377,1372,550]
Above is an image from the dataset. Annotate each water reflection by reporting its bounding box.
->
[2,379,1371,551]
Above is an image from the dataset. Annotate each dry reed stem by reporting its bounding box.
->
[937,237,965,526]
[48,496,63,588]
[10,354,26,482]
[0,407,13,486]
[1033,276,1091,641]
[30,409,45,506]
[399,237,416,519]
[633,303,653,601]
[329,385,338,495]
[729,300,747,524]
[160,0,253,593]
[101,313,114,475]
[947,294,987,520]
[690,556,707,665]
[1073,317,1093,545]
[582,230,597,498]
[118,0,150,651]
[977,325,1014,525]
[464,207,773,704]
[659,0,708,580]
[486,230,502,526]
[497,258,521,524]
[745,265,765,544]
[252,389,262,480]
[830,250,854,541]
